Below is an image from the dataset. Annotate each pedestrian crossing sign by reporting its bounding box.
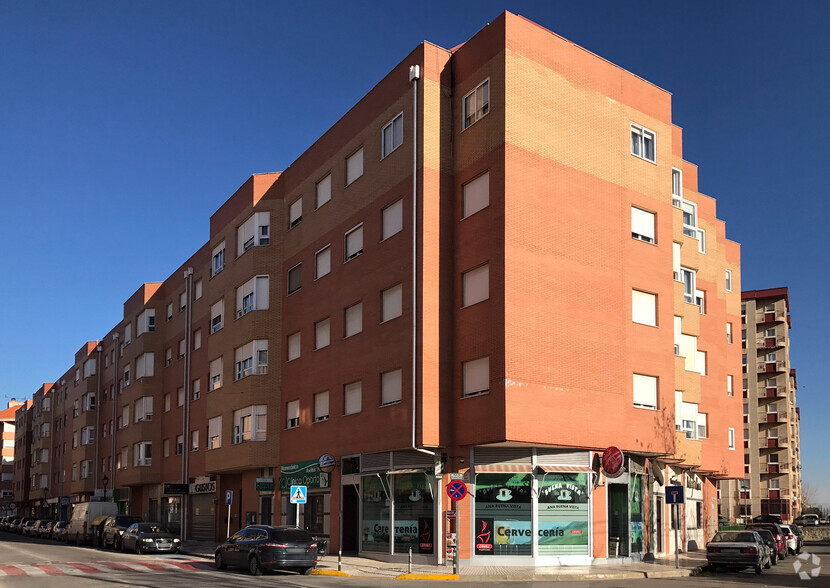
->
[290,485,307,504]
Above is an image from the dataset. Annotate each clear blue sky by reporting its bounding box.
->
[1,2,827,506]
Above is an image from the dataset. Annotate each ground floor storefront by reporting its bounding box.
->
[282,447,723,567]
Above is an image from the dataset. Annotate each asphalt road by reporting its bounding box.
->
[1,532,828,587]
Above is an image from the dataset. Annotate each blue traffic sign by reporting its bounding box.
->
[290,485,307,504]
[446,480,468,501]
[666,485,684,504]
[225,490,233,506]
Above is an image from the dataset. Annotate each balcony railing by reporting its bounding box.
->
[759,309,787,324]
[755,336,786,349]
[758,360,787,374]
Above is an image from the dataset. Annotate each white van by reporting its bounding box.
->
[66,501,119,545]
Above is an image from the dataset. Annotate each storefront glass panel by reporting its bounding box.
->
[630,475,644,556]
[474,473,532,556]
[361,475,390,553]
[537,473,590,556]
[392,473,434,554]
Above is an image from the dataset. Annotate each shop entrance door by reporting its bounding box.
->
[342,485,359,553]
[608,484,629,557]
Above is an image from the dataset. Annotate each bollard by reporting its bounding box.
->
[338,547,342,572]
[409,546,412,574]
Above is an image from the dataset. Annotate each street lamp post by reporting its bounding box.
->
[102,474,109,502]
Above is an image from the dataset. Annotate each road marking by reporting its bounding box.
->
[0,559,214,577]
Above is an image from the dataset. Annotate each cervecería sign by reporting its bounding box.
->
[279,459,330,491]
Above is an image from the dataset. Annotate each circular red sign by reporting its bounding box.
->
[446,480,468,501]
[602,446,624,478]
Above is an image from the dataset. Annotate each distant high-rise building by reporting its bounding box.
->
[719,288,802,523]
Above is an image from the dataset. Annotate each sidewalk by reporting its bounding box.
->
[180,540,707,581]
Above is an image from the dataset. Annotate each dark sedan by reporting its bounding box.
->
[215,525,318,576]
[121,523,181,554]
[102,515,144,549]
[707,530,770,574]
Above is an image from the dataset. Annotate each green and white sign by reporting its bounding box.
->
[279,459,330,491]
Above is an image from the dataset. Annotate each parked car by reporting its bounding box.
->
[790,524,804,552]
[51,521,69,541]
[0,516,12,531]
[821,517,828,525]
[7,518,22,533]
[102,515,143,550]
[65,501,119,546]
[707,530,770,574]
[31,520,53,538]
[754,529,779,565]
[20,519,38,536]
[121,523,180,555]
[779,524,800,555]
[214,525,318,576]
[745,522,787,560]
[795,514,820,527]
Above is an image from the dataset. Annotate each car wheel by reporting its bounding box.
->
[136,542,143,555]
[215,551,227,570]
[771,553,777,565]
[121,539,127,553]
[765,557,771,569]
[302,567,314,576]
[708,563,717,572]
[248,555,263,576]
[755,563,762,574]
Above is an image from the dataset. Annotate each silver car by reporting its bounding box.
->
[707,530,771,574]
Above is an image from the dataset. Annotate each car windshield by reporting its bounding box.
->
[713,531,755,542]
[138,524,169,534]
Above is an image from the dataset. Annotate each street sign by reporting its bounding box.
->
[666,485,685,504]
[163,482,189,495]
[446,480,468,501]
[225,490,233,506]
[290,485,308,504]
[317,453,336,473]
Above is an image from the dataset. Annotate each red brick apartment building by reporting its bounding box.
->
[1,400,24,512]
[14,12,743,564]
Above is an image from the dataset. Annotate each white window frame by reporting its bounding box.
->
[345,147,364,186]
[344,224,364,261]
[462,356,490,398]
[632,289,657,326]
[381,112,403,158]
[315,318,330,350]
[381,368,402,406]
[287,263,302,295]
[462,78,489,130]
[728,428,736,450]
[671,167,683,207]
[313,391,330,423]
[462,172,490,218]
[631,123,656,163]
[208,416,222,450]
[211,299,224,333]
[345,302,363,338]
[725,270,732,292]
[631,206,656,244]
[344,381,362,415]
[236,275,269,318]
[287,331,301,361]
[381,284,403,323]
[316,245,331,279]
[316,174,332,208]
[209,357,223,391]
[286,400,299,429]
[382,199,403,240]
[632,373,658,410]
[289,197,303,228]
[462,263,489,307]
[212,242,225,276]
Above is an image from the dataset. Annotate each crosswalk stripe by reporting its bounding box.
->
[0,559,213,577]
[6,564,47,576]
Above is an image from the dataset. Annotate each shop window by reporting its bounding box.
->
[362,474,390,553]
[474,473,532,556]
[538,473,589,556]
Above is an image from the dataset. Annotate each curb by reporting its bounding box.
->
[397,573,459,581]
[312,569,351,576]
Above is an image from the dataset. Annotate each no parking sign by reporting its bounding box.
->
[446,480,467,501]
